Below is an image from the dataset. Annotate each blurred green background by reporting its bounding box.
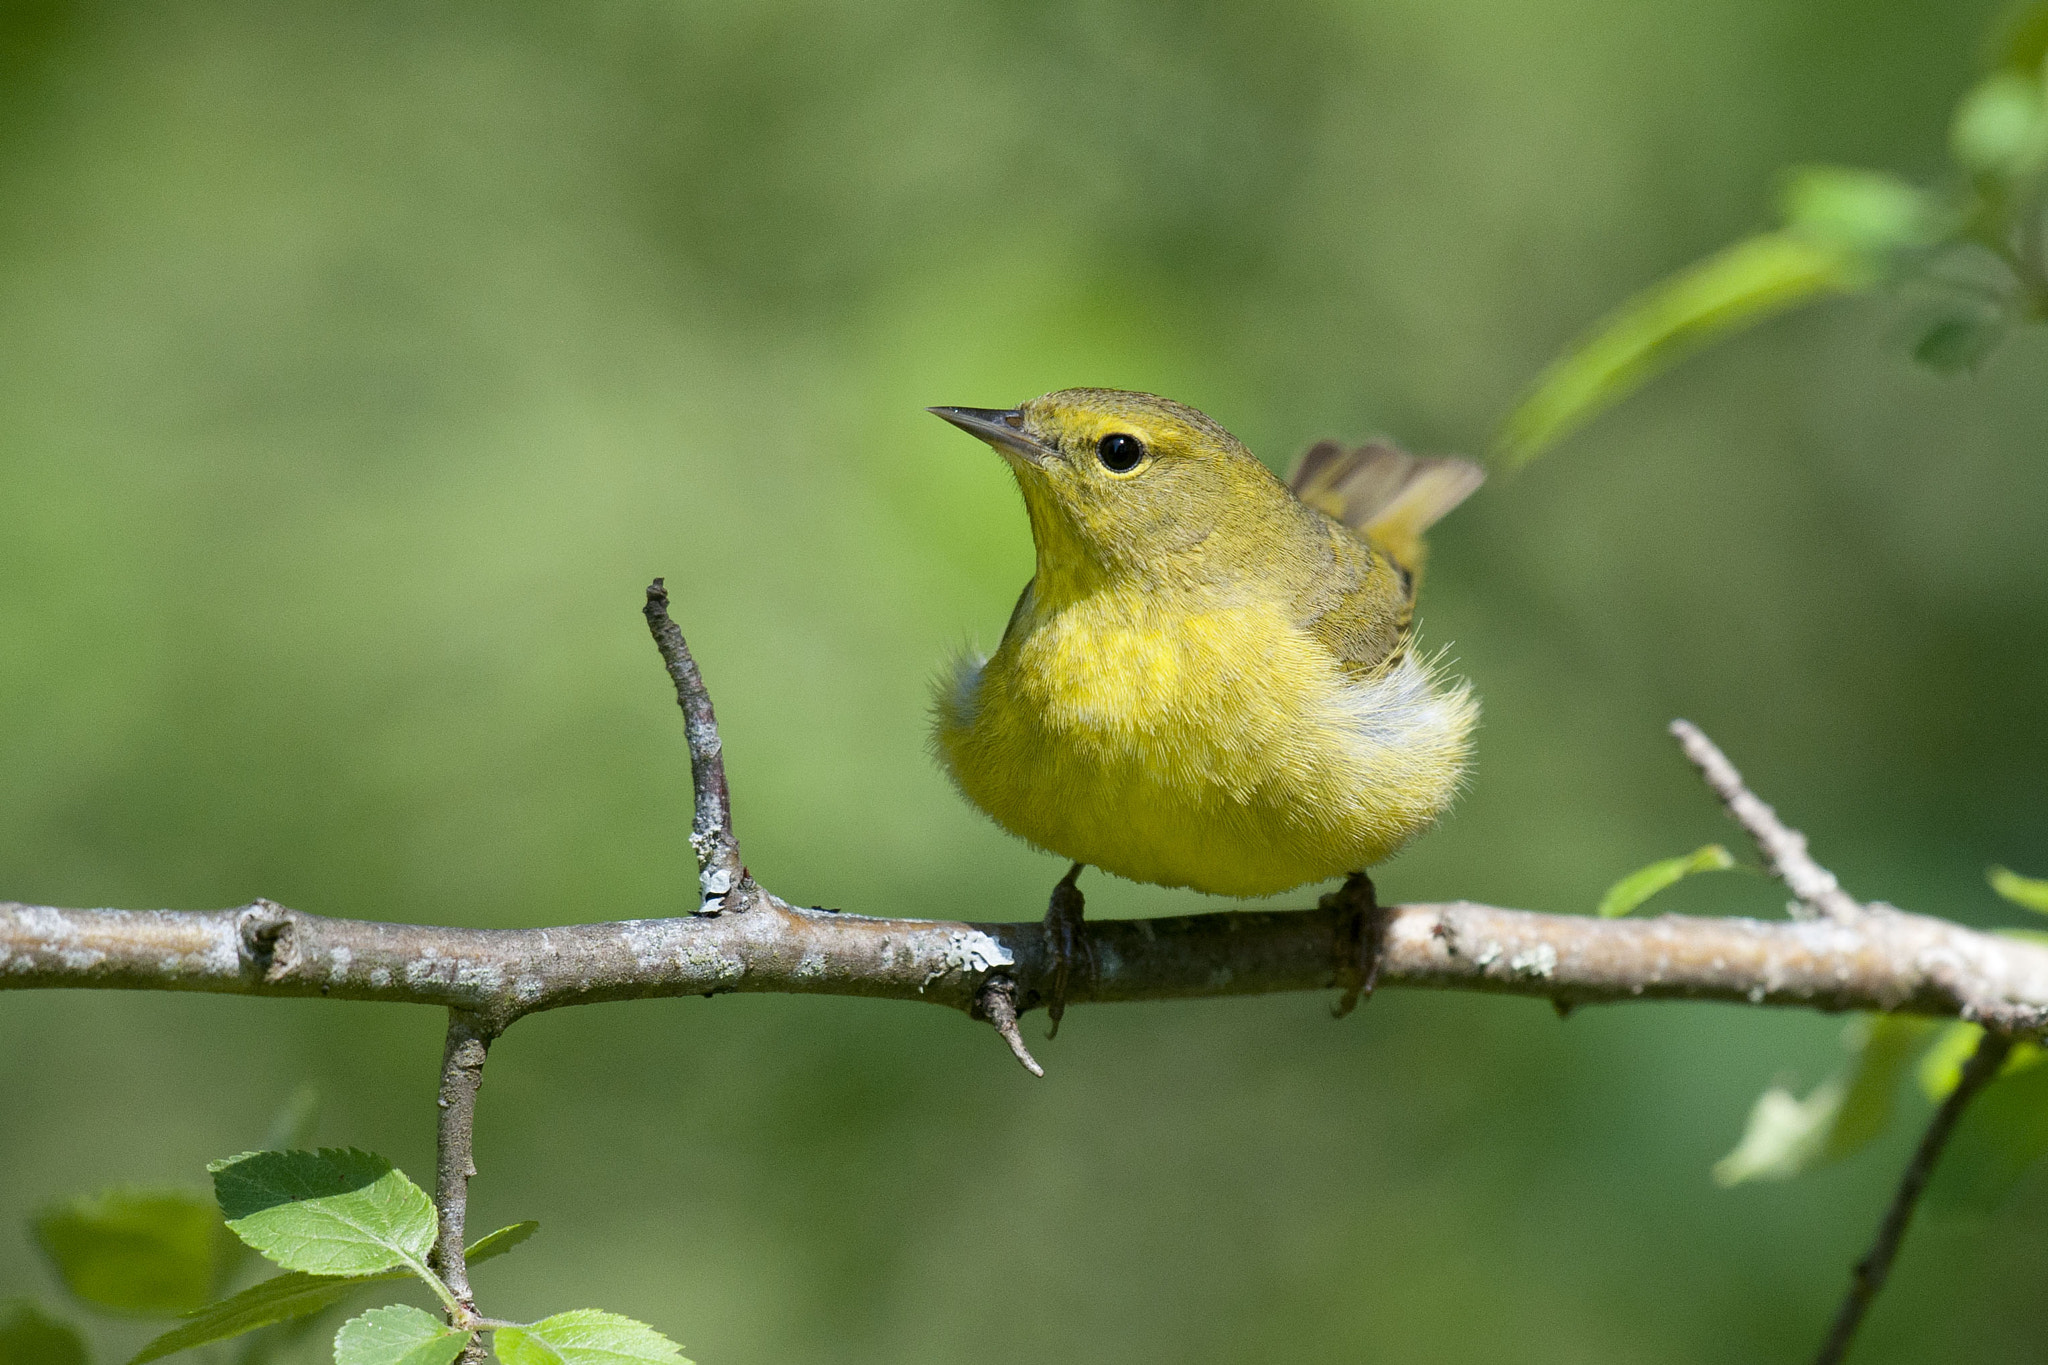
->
[4,0,2047,1360]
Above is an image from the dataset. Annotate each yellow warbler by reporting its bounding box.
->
[930,389,1480,903]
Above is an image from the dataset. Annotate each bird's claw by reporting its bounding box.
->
[1044,862,1086,1038]
[1331,872,1383,1018]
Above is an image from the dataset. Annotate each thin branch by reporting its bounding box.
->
[430,1008,496,1348]
[1669,719,1864,922]
[644,579,750,913]
[1812,1026,2017,1365]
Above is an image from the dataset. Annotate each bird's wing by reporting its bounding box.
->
[1288,439,1483,576]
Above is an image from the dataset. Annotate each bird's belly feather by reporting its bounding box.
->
[934,596,1474,897]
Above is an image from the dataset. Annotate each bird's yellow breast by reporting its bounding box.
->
[934,581,1473,898]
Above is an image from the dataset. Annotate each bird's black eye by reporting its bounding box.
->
[1097,432,1145,473]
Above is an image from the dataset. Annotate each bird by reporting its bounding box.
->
[928,388,1482,1031]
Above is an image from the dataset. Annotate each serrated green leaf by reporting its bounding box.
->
[33,1189,222,1315]
[1914,310,2009,372]
[494,1310,690,1365]
[1927,1054,2048,1211]
[1496,232,1855,466]
[333,1306,468,1365]
[0,1300,89,1365]
[1989,865,2048,914]
[464,1222,538,1267]
[209,1150,436,1278]
[1596,844,1736,917]
[1778,166,1942,258]
[126,1269,405,1365]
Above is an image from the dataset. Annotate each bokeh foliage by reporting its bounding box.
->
[2,0,2046,1362]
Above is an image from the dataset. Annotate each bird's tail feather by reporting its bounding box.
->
[1288,439,1484,574]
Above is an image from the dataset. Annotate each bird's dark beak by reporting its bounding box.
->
[927,406,1051,463]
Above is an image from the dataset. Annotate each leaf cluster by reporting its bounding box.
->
[5,1095,686,1365]
[1497,0,2048,466]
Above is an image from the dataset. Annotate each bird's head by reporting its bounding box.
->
[930,388,1291,598]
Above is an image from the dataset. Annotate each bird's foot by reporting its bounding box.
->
[1043,862,1086,1038]
[1330,872,1383,1019]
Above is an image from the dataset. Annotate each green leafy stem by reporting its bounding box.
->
[1497,1,2048,467]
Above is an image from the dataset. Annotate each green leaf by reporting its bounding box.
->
[1596,844,1736,917]
[0,1300,89,1365]
[494,1310,690,1365]
[1713,1077,1843,1186]
[1823,1014,1938,1161]
[1915,1020,2047,1101]
[33,1189,223,1315]
[1914,309,2009,372]
[1951,71,2048,179]
[209,1150,437,1278]
[1715,1014,1935,1185]
[464,1221,538,1267]
[1496,232,1856,466]
[1989,865,2048,913]
[1778,166,1942,258]
[126,1270,405,1365]
[1928,1054,2048,1211]
[332,1306,469,1365]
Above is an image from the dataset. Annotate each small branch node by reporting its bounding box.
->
[973,975,1045,1078]
[1669,720,1864,923]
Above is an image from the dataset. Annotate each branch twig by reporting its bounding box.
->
[644,580,750,913]
[429,1008,496,1352]
[1669,719,1864,922]
[1812,1026,2016,1365]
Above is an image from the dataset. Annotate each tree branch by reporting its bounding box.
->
[430,1008,496,1349]
[1812,1025,2017,1365]
[5,891,2047,1032]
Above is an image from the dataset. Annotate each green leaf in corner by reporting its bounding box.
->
[1496,231,1856,466]
[208,1150,436,1278]
[494,1310,690,1365]
[0,1300,89,1365]
[333,1306,469,1365]
[126,1269,406,1365]
[465,1221,539,1267]
[33,1189,223,1315]
[1989,865,2048,914]
[1596,844,1737,917]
